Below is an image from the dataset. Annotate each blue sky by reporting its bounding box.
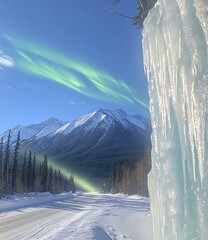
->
[0,0,149,133]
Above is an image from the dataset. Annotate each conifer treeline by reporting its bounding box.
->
[111,158,151,196]
[102,156,151,197]
[0,131,76,196]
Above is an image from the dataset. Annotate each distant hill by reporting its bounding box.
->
[0,109,151,178]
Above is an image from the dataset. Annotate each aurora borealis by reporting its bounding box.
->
[0,0,150,134]
[0,0,150,192]
[39,156,98,192]
[5,35,148,108]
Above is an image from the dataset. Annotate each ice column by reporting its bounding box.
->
[142,0,208,239]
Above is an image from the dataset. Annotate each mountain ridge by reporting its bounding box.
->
[0,109,151,178]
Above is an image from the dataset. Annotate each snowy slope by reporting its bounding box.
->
[1,109,151,153]
[0,192,153,240]
[19,110,151,174]
[52,109,150,138]
[0,118,67,145]
[53,110,107,136]
[0,110,150,145]
[1,109,151,178]
[102,109,149,130]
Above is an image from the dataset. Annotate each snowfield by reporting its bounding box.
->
[0,192,153,240]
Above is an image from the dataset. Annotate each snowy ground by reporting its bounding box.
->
[0,192,153,240]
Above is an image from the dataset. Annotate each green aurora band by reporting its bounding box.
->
[35,154,98,192]
[5,35,148,108]
[51,163,98,192]
[4,35,148,192]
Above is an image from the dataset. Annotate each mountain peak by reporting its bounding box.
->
[0,117,67,144]
[94,108,126,117]
[47,117,60,122]
[40,117,66,125]
[0,109,150,145]
[20,109,151,180]
[113,109,126,115]
[91,109,149,130]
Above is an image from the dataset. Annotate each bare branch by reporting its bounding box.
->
[138,0,145,13]
[105,6,134,20]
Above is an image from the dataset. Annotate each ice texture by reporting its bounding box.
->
[142,0,208,239]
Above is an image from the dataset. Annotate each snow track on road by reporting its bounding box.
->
[0,193,153,240]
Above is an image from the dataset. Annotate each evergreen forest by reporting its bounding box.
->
[0,131,76,197]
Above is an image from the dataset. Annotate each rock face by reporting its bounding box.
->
[143,0,208,239]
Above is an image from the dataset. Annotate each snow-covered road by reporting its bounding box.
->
[0,193,153,240]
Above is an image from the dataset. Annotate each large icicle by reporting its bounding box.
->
[142,0,208,239]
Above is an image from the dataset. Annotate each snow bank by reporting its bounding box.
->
[0,192,74,214]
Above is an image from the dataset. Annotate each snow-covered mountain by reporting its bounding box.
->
[52,108,149,138]
[0,118,67,145]
[21,109,150,150]
[1,109,151,178]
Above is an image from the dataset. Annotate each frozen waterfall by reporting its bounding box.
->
[142,0,208,239]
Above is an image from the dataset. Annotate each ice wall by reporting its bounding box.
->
[142,0,208,239]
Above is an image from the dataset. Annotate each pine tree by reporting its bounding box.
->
[58,170,63,194]
[48,166,53,193]
[11,131,20,193]
[27,150,33,192]
[21,151,27,192]
[111,162,116,190]
[36,162,42,191]
[32,154,36,192]
[70,175,76,193]
[3,130,11,194]
[40,155,48,192]
[54,170,58,194]
[115,164,121,191]
[64,178,68,192]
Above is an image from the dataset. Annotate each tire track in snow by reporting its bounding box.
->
[0,193,152,240]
